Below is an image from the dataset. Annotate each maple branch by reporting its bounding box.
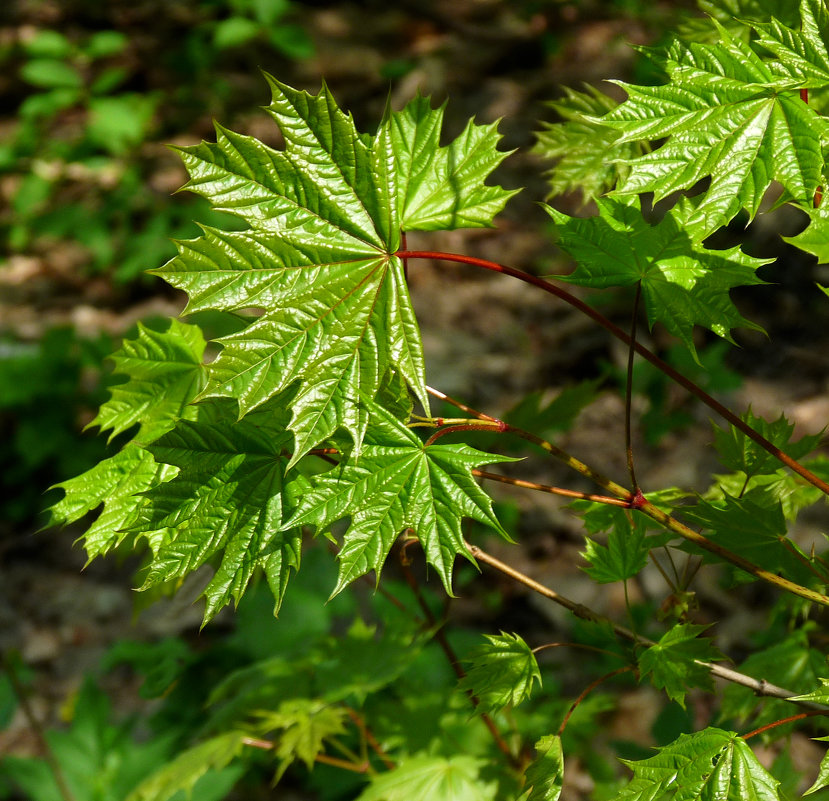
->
[473,469,630,506]
[347,708,396,771]
[464,542,829,709]
[402,250,829,498]
[427,388,829,608]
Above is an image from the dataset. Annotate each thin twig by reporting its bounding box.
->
[2,654,77,801]
[742,710,828,740]
[465,541,829,709]
[558,666,633,736]
[428,386,829,606]
[473,469,630,506]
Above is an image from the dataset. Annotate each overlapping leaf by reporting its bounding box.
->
[616,728,780,800]
[546,195,767,355]
[532,85,648,204]
[90,319,206,443]
[523,736,563,801]
[129,399,303,621]
[47,445,177,560]
[157,75,516,459]
[286,401,516,594]
[598,16,829,234]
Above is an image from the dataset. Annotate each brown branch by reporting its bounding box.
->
[558,667,634,736]
[473,469,630,506]
[465,541,829,709]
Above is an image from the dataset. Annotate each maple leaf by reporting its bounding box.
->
[286,401,517,595]
[750,0,829,88]
[356,755,498,801]
[47,445,177,560]
[581,514,651,584]
[785,203,829,263]
[598,17,829,234]
[156,76,516,460]
[803,736,829,796]
[523,735,563,801]
[546,195,768,355]
[130,398,303,622]
[682,494,820,588]
[637,623,724,708]
[616,728,780,800]
[458,632,541,714]
[90,319,206,444]
[532,85,648,204]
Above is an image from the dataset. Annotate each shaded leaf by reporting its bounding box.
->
[532,85,647,203]
[546,195,767,356]
[713,409,821,479]
[287,400,516,594]
[638,623,724,708]
[252,698,349,781]
[356,754,498,801]
[126,731,246,801]
[458,632,541,714]
[581,514,651,584]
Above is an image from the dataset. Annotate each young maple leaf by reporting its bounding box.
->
[285,401,517,595]
[156,76,517,461]
[617,728,780,801]
[598,12,829,234]
[545,195,768,357]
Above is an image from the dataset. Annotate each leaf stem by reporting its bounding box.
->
[625,282,642,493]
[423,421,505,447]
[402,251,829,498]
[557,666,633,736]
[346,708,396,771]
[473,469,630,506]
[397,548,522,769]
[742,710,828,740]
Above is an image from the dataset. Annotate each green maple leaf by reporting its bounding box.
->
[581,515,661,584]
[532,85,648,203]
[713,409,821,479]
[682,495,820,587]
[616,727,780,800]
[546,195,767,355]
[722,630,827,726]
[789,676,829,706]
[131,399,303,621]
[458,632,541,714]
[90,319,207,444]
[523,735,563,801]
[127,731,246,801]
[252,698,349,781]
[751,0,829,88]
[47,445,177,560]
[286,401,516,595]
[599,19,829,234]
[157,76,516,460]
[803,735,829,795]
[785,203,829,263]
[638,623,724,708]
[356,755,498,801]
